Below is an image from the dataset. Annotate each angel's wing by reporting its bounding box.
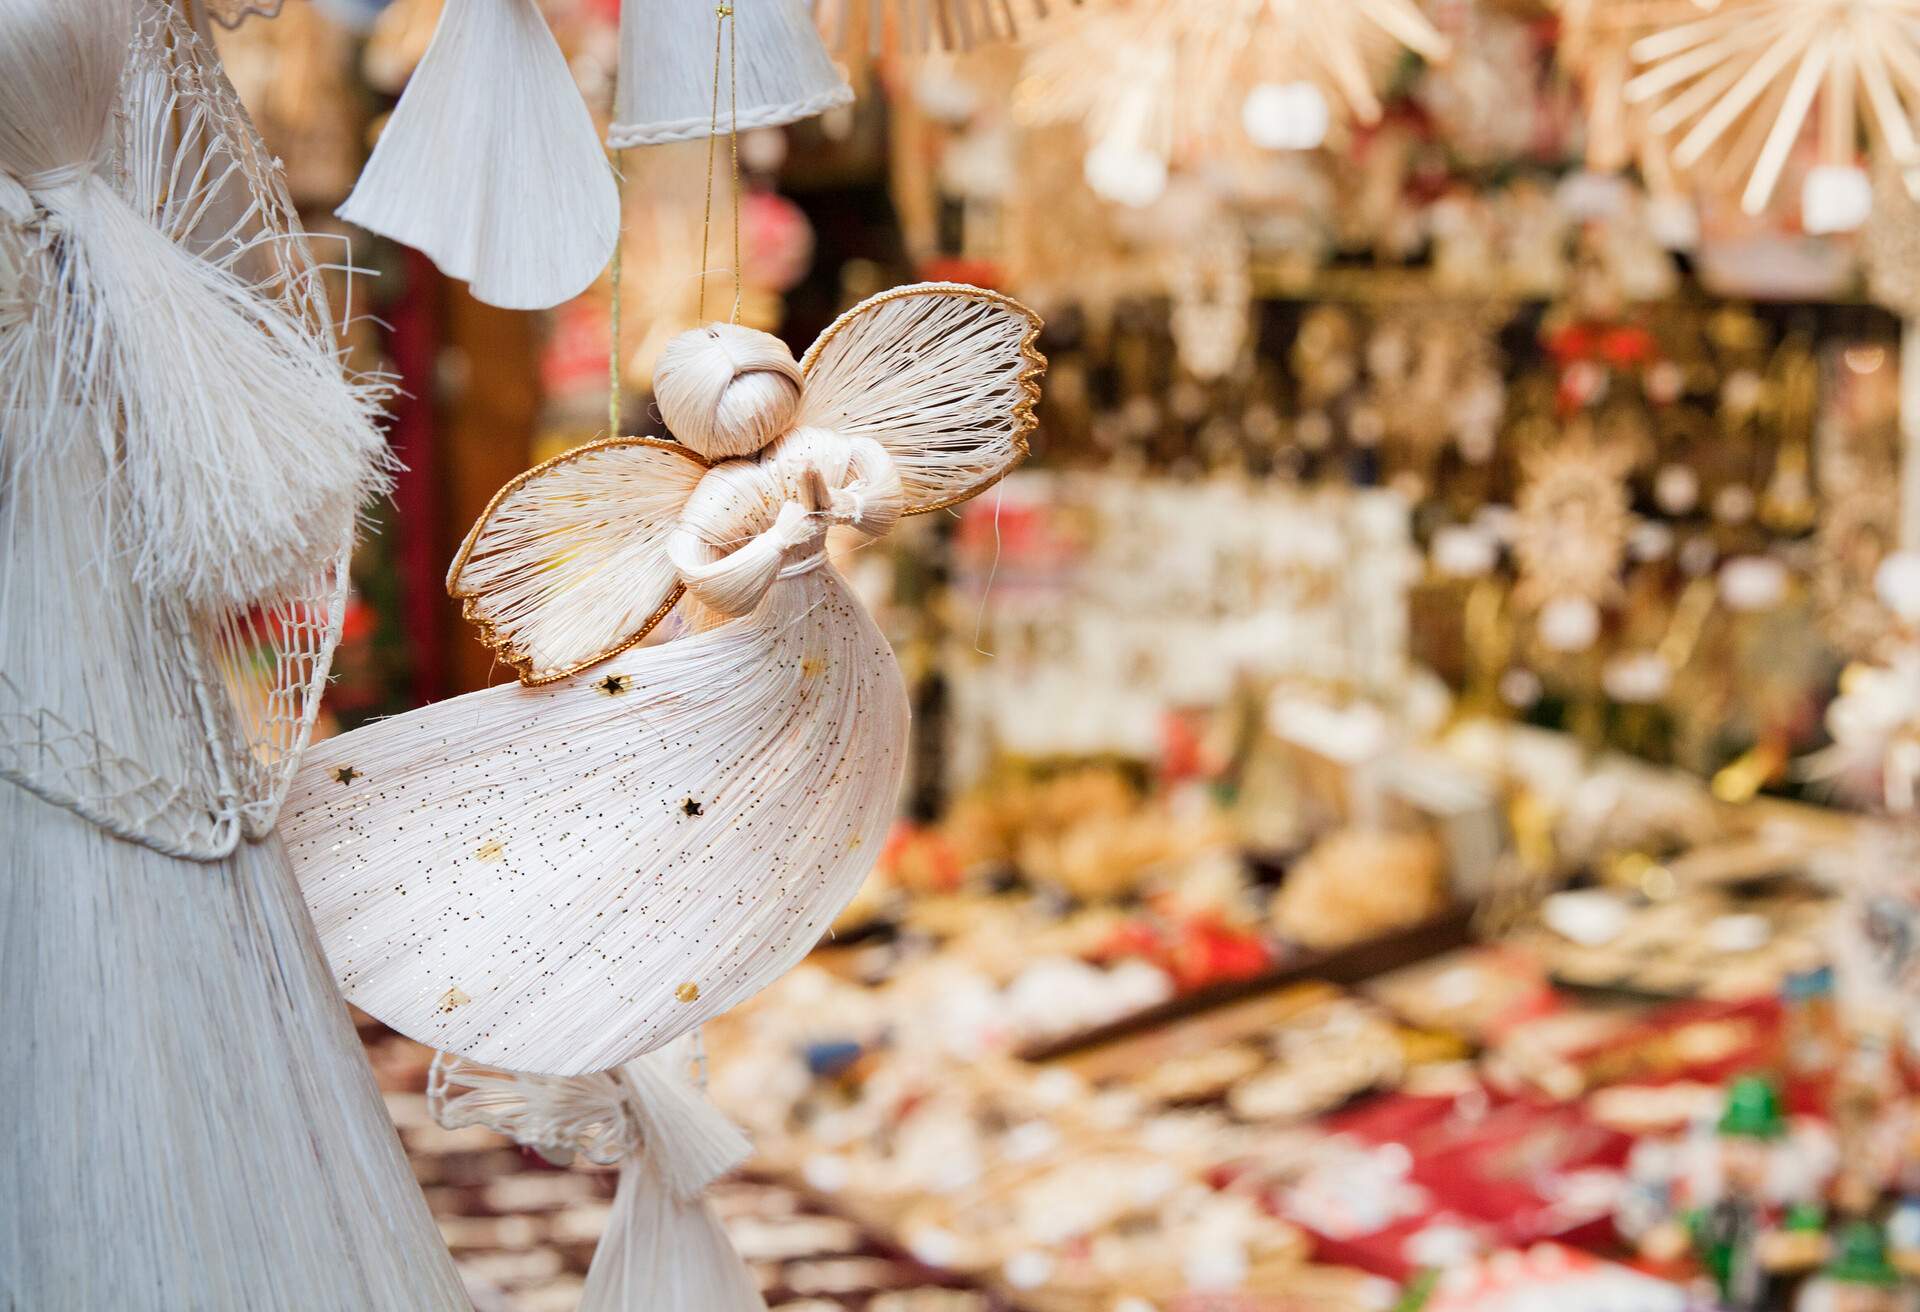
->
[796,282,1044,514]
[447,437,708,686]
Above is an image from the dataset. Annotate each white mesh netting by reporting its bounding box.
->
[0,2,372,858]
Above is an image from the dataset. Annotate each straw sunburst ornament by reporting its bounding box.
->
[1552,0,1714,177]
[1624,0,1920,215]
[1014,0,1448,203]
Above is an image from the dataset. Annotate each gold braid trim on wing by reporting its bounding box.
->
[447,435,711,687]
[798,281,1046,516]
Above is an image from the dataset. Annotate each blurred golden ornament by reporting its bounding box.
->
[363,0,444,94]
[615,145,784,391]
[1511,429,1635,608]
[1165,213,1251,381]
[813,0,1059,63]
[1270,828,1446,949]
[1864,150,1920,318]
[198,0,284,28]
[212,1,362,205]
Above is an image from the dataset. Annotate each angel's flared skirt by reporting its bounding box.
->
[285,565,909,1076]
[0,785,467,1310]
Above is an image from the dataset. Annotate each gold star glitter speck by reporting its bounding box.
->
[332,766,360,785]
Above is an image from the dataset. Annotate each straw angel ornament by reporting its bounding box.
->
[285,283,1043,1075]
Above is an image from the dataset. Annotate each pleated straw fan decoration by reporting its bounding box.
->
[283,282,1045,1076]
[609,0,854,147]
[1,0,465,1304]
[432,1042,766,1311]
[337,0,619,309]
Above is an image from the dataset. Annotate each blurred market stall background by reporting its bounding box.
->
[215,1,1920,1307]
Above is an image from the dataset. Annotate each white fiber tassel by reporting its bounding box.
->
[586,1047,762,1311]
[339,0,618,310]
[284,285,1043,1077]
[618,1045,753,1196]
[431,1042,764,1312]
[0,0,391,611]
[608,0,854,148]
[579,1157,766,1312]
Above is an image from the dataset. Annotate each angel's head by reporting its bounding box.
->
[653,322,802,462]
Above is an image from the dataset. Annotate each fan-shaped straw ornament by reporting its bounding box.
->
[608,0,854,147]
[0,0,464,1305]
[338,0,619,309]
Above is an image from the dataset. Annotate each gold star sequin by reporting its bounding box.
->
[474,838,505,862]
[437,986,471,1014]
[681,797,705,817]
[332,766,360,785]
[675,981,700,1002]
[597,673,631,696]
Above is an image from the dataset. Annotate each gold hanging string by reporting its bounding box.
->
[728,2,741,326]
[608,148,625,439]
[697,2,743,325]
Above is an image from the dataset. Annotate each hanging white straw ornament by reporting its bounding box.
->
[1,3,464,1306]
[0,0,391,612]
[431,1040,766,1312]
[607,0,853,147]
[284,283,1044,1075]
[338,0,618,309]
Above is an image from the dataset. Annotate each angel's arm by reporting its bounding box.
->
[797,283,1043,515]
[667,468,823,619]
[824,436,905,539]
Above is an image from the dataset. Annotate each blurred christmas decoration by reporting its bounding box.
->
[813,0,1061,54]
[1165,210,1252,381]
[1623,0,1920,217]
[1013,0,1449,205]
[1511,430,1635,610]
[612,145,813,392]
[363,0,444,93]
[201,0,285,28]
[213,1,363,205]
[1864,150,1920,318]
[1553,0,1710,178]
